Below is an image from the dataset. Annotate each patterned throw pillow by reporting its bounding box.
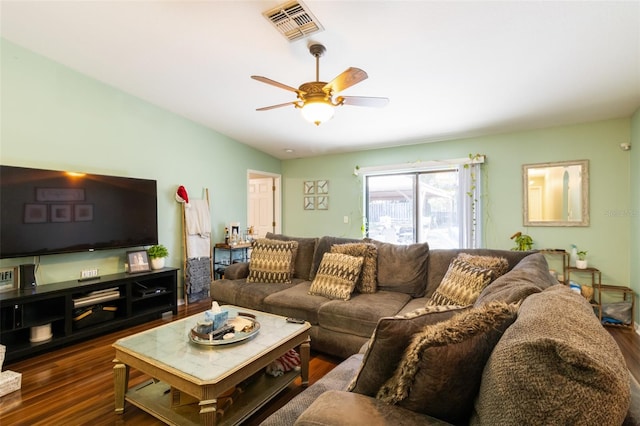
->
[331,243,378,293]
[376,302,518,424]
[427,258,494,306]
[308,253,364,300]
[246,238,298,284]
[457,253,509,278]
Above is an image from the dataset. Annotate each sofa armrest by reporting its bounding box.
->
[223,262,249,280]
[294,390,451,426]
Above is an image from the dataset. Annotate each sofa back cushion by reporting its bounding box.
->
[266,233,318,280]
[474,252,556,306]
[472,284,630,425]
[426,249,533,299]
[309,236,363,280]
[364,239,430,297]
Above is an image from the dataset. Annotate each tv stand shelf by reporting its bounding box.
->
[0,268,178,363]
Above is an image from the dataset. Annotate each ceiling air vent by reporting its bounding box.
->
[263,1,324,42]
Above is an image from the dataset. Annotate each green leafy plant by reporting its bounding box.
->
[510,231,533,251]
[577,250,587,260]
[147,244,169,259]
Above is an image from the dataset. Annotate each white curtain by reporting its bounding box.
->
[458,163,482,249]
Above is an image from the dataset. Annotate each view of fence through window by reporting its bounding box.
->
[365,169,460,248]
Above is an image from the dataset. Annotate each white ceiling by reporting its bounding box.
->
[2,1,639,159]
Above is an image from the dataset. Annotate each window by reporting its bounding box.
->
[364,160,482,249]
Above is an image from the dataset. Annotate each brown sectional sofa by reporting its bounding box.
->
[209,234,639,425]
[211,234,534,358]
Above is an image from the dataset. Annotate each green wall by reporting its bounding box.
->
[282,119,636,325]
[0,39,281,299]
[2,38,638,328]
[631,108,640,329]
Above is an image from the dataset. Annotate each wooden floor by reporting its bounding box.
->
[1,300,638,425]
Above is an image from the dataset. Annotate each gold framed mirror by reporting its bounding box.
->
[523,160,589,227]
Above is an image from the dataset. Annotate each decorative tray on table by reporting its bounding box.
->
[189,312,260,346]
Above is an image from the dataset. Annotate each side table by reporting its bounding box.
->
[567,266,602,320]
[213,243,252,279]
[599,284,635,330]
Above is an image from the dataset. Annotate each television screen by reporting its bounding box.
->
[0,165,158,258]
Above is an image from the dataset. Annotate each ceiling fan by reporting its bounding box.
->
[251,43,389,126]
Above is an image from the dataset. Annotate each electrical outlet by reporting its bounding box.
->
[80,268,99,279]
[343,216,349,224]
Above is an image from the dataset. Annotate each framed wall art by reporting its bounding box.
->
[304,196,315,210]
[316,196,329,210]
[316,180,329,194]
[303,181,315,195]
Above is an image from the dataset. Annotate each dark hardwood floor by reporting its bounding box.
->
[0,299,339,425]
[1,300,638,425]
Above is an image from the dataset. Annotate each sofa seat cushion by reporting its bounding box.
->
[472,284,630,425]
[348,304,469,397]
[308,253,364,301]
[266,233,318,280]
[365,239,430,297]
[377,302,518,424]
[247,238,298,284]
[263,282,330,325]
[318,291,412,338]
[235,280,304,311]
[295,390,451,426]
[427,257,494,306]
[475,252,556,306]
[210,278,303,311]
[261,354,365,426]
[395,297,430,316]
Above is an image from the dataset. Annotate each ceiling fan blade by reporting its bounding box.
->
[339,96,389,108]
[251,76,302,94]
[256,101,299,111]
[324,67,368,94]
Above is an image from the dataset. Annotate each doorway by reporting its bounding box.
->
[247,170,281,238]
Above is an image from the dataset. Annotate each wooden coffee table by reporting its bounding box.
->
[113,305,310,425]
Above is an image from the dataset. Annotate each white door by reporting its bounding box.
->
[249,177,275,238]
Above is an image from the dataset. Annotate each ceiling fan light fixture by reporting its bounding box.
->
[300,99,334,126]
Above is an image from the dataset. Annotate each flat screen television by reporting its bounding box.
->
[0,165,158,259]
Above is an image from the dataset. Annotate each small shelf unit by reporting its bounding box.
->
[0,268,178,363]
[213,243,252,280]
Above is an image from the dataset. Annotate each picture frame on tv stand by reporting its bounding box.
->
[127,250,151,274]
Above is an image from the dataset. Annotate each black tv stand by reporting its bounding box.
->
[0,268,178,363]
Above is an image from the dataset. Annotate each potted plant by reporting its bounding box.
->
[576,250,588,269]
[147,244,169,270]
[510,232,533,251]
